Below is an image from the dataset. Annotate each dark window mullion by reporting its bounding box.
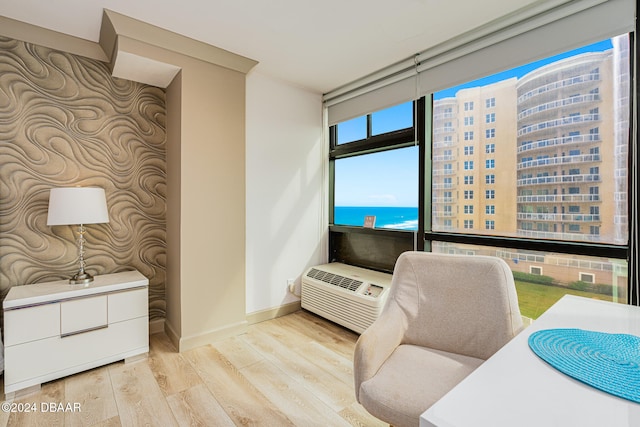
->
[329,128,415,159]
[425,231,628,259]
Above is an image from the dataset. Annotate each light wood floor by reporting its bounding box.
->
[0,310,388,426]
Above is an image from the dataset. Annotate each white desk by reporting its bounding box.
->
[421,295,640,427]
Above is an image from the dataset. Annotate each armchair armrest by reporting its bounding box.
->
[354,302,406,402]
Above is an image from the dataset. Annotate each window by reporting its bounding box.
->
[334,147,418,229]
[330,32,631,323]
[336,101,413,144]
[336,115,367,144]
[530,266,543,276]
[332,101,417,231]
[428,35,630,319]
[579,272,595,284]
[371,102,414,136]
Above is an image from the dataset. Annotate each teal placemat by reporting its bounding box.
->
[528,328,640,403]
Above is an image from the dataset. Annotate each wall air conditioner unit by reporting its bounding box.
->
[301,262,392,334]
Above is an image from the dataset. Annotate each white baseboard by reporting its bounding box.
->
[176,320,248,352]
[152,301,301,353]
[246,301,301,325]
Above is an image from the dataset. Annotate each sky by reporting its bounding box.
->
[334,145,418,207]
[334,38,617,208]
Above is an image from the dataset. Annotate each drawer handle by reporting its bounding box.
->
[61,324,108,338]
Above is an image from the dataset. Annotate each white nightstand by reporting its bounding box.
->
[3,270,149,397]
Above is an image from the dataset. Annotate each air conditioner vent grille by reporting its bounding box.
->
[306,268,362,292]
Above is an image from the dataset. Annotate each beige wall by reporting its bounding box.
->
[165,72,182,337]
[101,12,256,350]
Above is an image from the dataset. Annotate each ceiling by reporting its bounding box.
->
[0,0,551,94]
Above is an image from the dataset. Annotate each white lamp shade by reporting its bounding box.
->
[47,187,109,226]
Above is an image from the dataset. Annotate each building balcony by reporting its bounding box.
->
[517,174,600,186]
[433,140,456,149]
[432,182,456,189]
[517,114,600,137]
[517,134,601,153]
[517,72,600,104]
[433,211,455,217]
[517,213,600,222]
[517,194,600,203]
[433,154,456,162]
[433,127,456,135]
[432,197,455,204]
[518,94,600,120]
[433,112,455,121]
[513,229,602,243]
[517,154,601,170]
[433,169,456,176]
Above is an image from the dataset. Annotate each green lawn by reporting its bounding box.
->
[515,280,613,320]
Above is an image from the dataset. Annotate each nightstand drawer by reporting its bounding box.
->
[4,303,60,346]
[61,295,108,336]
[108,287,148,323]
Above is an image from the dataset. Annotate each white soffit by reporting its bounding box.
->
[112,50,180,88]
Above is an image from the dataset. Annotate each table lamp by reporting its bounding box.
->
[47,187,109,285]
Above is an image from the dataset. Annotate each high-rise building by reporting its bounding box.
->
[432,39,628,245]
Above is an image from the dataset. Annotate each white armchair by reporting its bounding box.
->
[354,251,523,427]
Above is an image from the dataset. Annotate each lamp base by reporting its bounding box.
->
[69,271,94,286]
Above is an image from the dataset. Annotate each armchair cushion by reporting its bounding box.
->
[358,344,484,427]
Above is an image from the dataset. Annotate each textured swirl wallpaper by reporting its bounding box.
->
[0,37,167,321]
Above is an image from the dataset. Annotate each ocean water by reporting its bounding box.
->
[334,206,418,230]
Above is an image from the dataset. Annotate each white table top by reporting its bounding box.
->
[421,295,640,427]
[3,270,148,309]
